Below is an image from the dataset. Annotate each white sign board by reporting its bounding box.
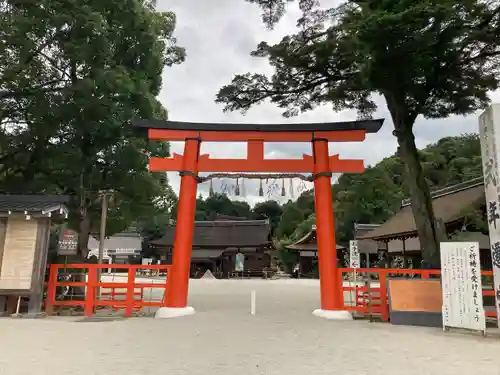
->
[349,240,360,269]
[479,104,500,326]
[440,242,485,333]
[235,253,245,272]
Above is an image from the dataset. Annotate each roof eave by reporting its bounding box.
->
[131,118,384,134]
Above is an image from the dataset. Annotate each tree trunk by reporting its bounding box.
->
[394,127,441,268]
[77,210,91,261]
[59,209,91,303]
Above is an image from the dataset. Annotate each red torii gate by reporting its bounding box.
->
[133,119,383,319]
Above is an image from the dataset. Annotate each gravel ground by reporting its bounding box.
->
[0,278,499,375]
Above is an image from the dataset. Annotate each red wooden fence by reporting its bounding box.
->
[44,264,497,321]
[338,268,496,321]
[45,264,171,317]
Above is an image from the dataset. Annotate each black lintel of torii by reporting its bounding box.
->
[130,118,385,137]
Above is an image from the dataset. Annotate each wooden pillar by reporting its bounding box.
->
[164,139,200,308]
[402,238,407,268]
[312,139,342,311]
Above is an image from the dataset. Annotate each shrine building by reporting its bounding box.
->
[148,215,273,278]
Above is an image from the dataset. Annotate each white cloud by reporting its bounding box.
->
[157,0,499,206]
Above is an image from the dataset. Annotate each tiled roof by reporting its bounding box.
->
[284,227,346,251]
[150,220,272,248]
[0,195,70,214]
[354,223,380,254]
[358,178,485,241]
[214,213,248,221]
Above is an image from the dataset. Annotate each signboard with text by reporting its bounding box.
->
[349,240,360,269]
[440,242,485,333]
[479,104,500,326]
[57,228,78,256]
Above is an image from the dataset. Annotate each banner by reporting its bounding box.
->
[479,104,500,327]
[349,240,360,268]
[440,242,485,332]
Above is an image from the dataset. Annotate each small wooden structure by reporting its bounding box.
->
[0,194,69,315]
[285,225,346,277]
[353,223,382,267]
[148,218,273,278]
[88,231,142,264]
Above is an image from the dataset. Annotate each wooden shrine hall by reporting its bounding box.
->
[149,216,273,278]
[285,225,346,277]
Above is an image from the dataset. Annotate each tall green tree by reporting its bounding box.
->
[217,0,500,267]
[277,201,308,238]
[0,0,184,258]
[251,200,283,232]
[285,134,483,246]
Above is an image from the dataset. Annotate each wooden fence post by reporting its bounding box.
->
[125,267,136,317]
[45,264,58,315]
[85,266,97,317]
[379,270,389,322]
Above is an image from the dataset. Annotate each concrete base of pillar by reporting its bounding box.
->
[154,306,195,319]
[312,309,353,320]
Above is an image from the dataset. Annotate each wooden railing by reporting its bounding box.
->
[45,263,171,317]
[338,268,496,321]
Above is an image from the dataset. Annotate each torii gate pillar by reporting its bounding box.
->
[312,139,343,313]
[133,119,383,319]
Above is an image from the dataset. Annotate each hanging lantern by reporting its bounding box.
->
[281,179,286,196]
[209,180,214,196]
[235,178,240,196]
[259,179,264,197]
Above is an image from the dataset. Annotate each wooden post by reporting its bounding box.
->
[125,267,136,317]
[164,139,200,308]
[312,139,342,311]
[45,264,58,315]
[97,191,111,297]
[379,270,389,322]
[85,266,97,317]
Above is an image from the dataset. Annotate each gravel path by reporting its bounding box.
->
[1,278,499,375]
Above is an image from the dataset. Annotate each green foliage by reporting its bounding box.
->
[334,134,482,242]
[250,200,283,232]
[192,194,252,220]
[276,243,299,273]
[217,0,500,266]
[0,0,184,256]
[276,201,308,238]
[269,134,483,246]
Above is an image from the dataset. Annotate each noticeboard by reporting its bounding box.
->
[349,240,360,268]
[440,241,485,332]
[388,278,443,327]
[57,228,79,256]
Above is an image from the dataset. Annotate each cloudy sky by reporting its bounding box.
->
[156,0,500,207]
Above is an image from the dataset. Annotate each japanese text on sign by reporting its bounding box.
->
[57,228,78,256]
[440,242,485,332]
[479,105,500,328]
[349,240,360,269]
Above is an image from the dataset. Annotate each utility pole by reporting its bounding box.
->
[97,190,113,287]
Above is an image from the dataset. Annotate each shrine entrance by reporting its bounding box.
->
[133,119,383,319]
